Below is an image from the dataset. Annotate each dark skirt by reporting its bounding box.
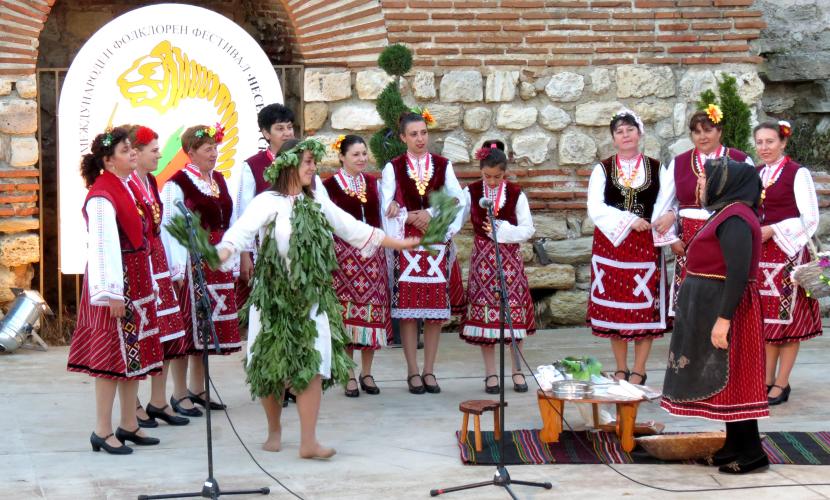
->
[661,277,769,422]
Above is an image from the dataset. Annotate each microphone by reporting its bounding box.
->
[176,200,192,221]
[479,197,494,209]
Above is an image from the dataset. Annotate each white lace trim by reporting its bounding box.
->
[183,167,216,197]
[359,228,385,259]
[482,181,507,213]
[391,308,450,319]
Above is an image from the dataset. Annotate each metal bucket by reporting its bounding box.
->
[0,290,52,353]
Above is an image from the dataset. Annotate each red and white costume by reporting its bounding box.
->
[161,165,242,354]
[380,152,466,322]
[129,171,187,359]
[756,156,822,344]
[587,155,668,340]
[323,170,391,350]
[460,180,535,344]
[67,171,163,379]
[652,146,752,315]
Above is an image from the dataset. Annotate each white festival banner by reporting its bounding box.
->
[58,3,282,274]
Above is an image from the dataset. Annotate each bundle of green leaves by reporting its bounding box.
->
[554,356,603,381]
[166,212,221,270]
[421,190,461,248]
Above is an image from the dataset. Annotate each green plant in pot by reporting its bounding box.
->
[554,356,603,381]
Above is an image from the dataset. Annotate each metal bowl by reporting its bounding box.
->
[551,380,593,398]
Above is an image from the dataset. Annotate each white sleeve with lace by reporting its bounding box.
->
[587,164,638,247]
[86,197,124,305]
[771,168,820,257]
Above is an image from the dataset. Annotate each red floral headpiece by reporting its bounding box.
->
[134,126,157,146]
[475,143,497,161]
[194,123,225,144]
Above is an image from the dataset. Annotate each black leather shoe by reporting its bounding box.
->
[136,404,158,429]
[629,371,648,385]
[768,385,790,406]
[90,432,133,455]
[359,374,380,395]
[407,374,425,394]
[115,427,160,446]
[345,378,359,398]
[422,373,441,394]
[512,373,529,393]
[484,375,500,394]
[718,454,770,474]
[146,404,190,426]
[188,390,226,410]
[696,451,739,466]
[171,395,203,417]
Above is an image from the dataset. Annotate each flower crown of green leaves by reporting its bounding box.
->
[264,138,327,185]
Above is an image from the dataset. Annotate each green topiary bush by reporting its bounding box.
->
[371,44,414,167]
[377,44,412,77]
[696,75,753,153]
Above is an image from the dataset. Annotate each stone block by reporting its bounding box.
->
[538,105,571,131]
[644,135,661,159]
[10,136,38,167]
[669,138,694,158]
[678,69,717,100]
[544,72,584,102]
[15,77,37,99]
[0,79,12,96]
[673,103,688,136]
[590,68,611,94]
[575,101,625,126]
[0,234,39,267]
[512,131,552,165]
[526,264,576,290]
[736,72,764,106]
[485,70,519,102]
[534,213,570,240]
[303,102,328,133]
[496,104,538,130]
[440,70,483,103]
[543,237,593,264]
[632,101,673,123]
[581,216,595,236]
[519,81,537,100]
[0,98,37,135]
[558,131,597,166]
[441,135,470,164]
[355,70,393,100]
[0,218,39,233]
[330,103,384,131]
[412,71,436,100]
[537,290,589,326]
[463,107,492,132]
[427,104,463,131]
[310,134,342,168]
[616,66,675,98]
[0,264,34,303]
[304,71,352,102]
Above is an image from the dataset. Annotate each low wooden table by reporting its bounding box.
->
[536,389,658,452]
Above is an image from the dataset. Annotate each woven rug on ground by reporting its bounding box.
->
[458,430,830,466]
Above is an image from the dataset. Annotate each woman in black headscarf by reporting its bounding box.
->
[661,157,770,474]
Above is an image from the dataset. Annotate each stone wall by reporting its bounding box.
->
[301,64,797,326]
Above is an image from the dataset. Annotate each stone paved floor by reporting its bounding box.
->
[2,325,830,499]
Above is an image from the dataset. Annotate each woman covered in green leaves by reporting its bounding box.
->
[216,138,419,459]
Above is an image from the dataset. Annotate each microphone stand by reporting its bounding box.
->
[431,199,552,498]
[139,202,269,500]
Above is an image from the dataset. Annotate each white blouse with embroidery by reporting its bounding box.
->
[461,184,535,244]
[759,159,819,257]
[379,154,466,240]
[587,158,651,248]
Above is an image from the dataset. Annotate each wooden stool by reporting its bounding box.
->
[459,400,507,452]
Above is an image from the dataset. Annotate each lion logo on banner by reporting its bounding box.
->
[117,40,239,181]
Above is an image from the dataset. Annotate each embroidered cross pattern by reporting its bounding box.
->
[399,247,447,284]
[590,255,656,310]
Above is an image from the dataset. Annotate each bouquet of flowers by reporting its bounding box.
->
[792,251,830,298]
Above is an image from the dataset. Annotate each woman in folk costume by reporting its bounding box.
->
[216,138,418,457]
[123,125,190,428]
[381,110,466,394]
[460,140,535,394]
[754,121,821,406]
[662,157,769,475]
[67,128,163,454]
[587,109,668,385]
[160,124,242,418]
[323,135,391,398]
[651,106,753,314]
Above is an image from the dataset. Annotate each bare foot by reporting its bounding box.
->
[262,430,282,452]
[299,443,336,459]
